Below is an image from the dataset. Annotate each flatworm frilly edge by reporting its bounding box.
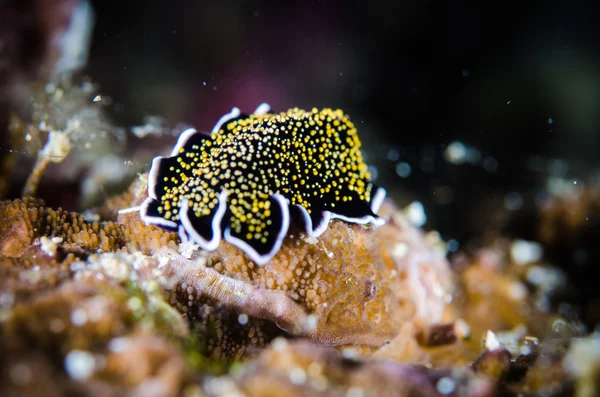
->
[137,103,386,265]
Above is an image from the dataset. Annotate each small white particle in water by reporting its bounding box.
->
[342,348,359,359]
[238,313,249,325]
[404,201,426,227]
[302,315,318,332]
[573,180,578,185]
[548,117,554,124]
[127,297,142,311]
[511,240,543,265]
[289,367,307,385]
[70,309,87,326]
[40,236,62,257]
[395,162,412,178]
[271,337,288,351]
[108,337,130,353]
[436,377,456,395]
[203,81,207,86]
[346,386,365,397]
[485,330,502,350]
[507,100,512,104]
[64,350,96,380]
[178,240,199,259]
[24,134,32,141]
[393,243,409,259]
[93,95,102,102]
[444,141,468,165]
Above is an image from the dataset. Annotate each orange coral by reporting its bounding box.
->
[0,197,179,259]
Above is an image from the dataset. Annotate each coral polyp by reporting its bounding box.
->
[140,104,386,264]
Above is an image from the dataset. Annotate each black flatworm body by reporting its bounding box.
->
[140,104,386,265]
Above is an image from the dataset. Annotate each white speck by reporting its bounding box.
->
[339,72,344,77]
[65,350,96,381]
[485,330,502,351]
[404,201,426,227]
[127,297,142,311]
[93,95,102,102]
[511,239,543,265]
[342,348,359,360]
[393,243,409,259]
[271,337,289,351]
[203,81,207,86]
[392,243,408,259]
[507,100,512,104]
[573,180,578,185]
[302,315,318,332]
[548,117,554,124]
[395,162,412,178]
[70,309,87,326]
[238,313,249,325]
[289,367,307,385]
[108,337,130,353]
[346,386,365,397]
[178,240,199,259]
[444,141,468,165]
[504,192,524,211]
[446,239,459,252]
[24,134,32,141]
[40,236,62,257]
[482,157,498,172]
[436,377,456,395]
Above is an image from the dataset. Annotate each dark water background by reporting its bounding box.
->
[1,0,595,249]
[85,0,599,245]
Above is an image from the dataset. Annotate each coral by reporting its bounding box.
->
[0,272,195,397]
[0,197,179,259]
[228,338,493,397]
[147,196,454,357]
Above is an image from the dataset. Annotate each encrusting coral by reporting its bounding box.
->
[1,170,457,361]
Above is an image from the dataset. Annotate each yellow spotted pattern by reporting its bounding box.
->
[155,108,374,244]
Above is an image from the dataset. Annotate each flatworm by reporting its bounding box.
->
[140,104,386,265]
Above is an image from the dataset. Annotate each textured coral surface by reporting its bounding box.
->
[2,177,593,396]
